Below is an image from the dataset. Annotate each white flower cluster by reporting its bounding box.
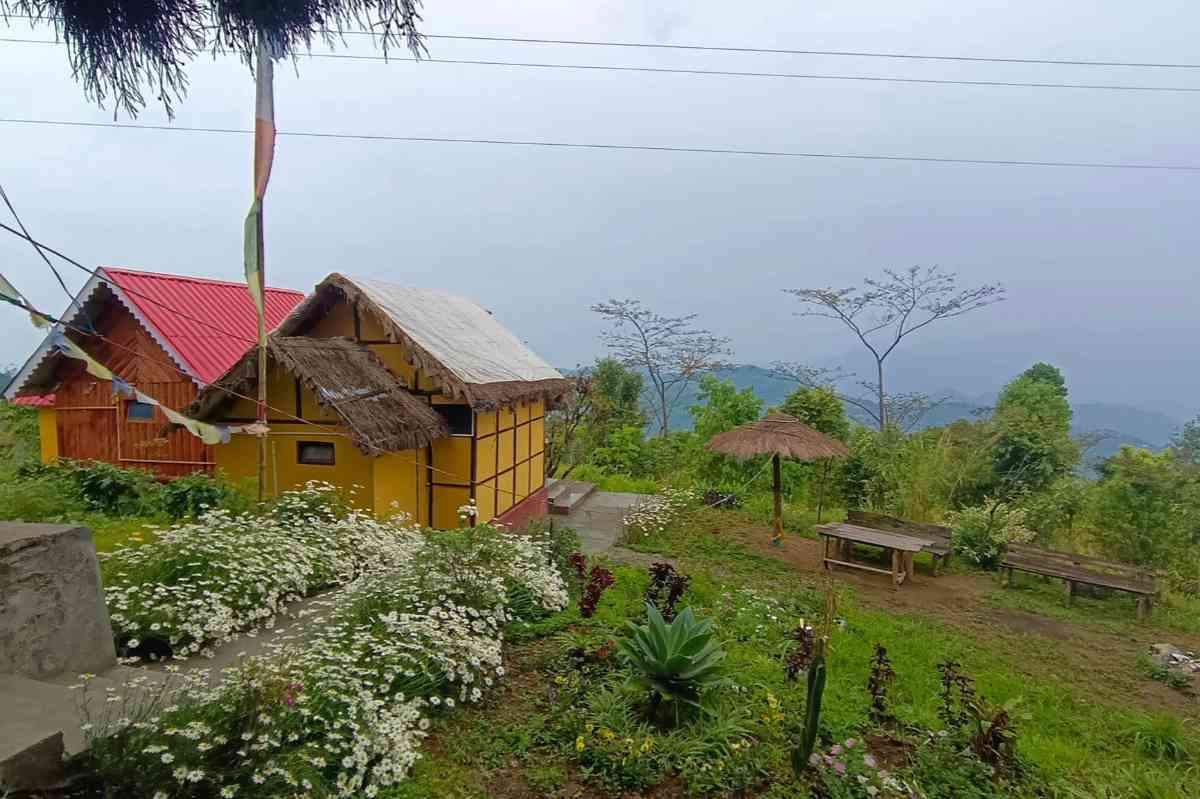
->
[79,522,568,797]
[102,482,424,658]
[621,487,698,542]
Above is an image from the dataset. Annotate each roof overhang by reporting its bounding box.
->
[2,268,199,400]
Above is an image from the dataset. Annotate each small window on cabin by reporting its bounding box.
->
[126,401,156,422]
[297,441,336,465]
[435,404,474,436]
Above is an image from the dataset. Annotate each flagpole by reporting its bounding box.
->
[256,187,267,501]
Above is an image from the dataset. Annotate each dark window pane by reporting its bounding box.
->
[297,441,336,465]
[126,401,155,422]
[435,404,473,436]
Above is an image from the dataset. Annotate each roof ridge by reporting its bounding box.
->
[101,266,305,295]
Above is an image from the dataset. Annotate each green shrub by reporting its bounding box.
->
[947,501,1034,569]
[521,517,582,583]
[0,401,39,469]
[908,737,1008,799]
[59,459,161,515]
[0,468,87,521]
[159,471,248,519]
[618,602,726,724]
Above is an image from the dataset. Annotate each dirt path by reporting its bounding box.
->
[723,523,1199,718]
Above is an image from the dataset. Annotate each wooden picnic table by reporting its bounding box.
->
[815,523,933,588]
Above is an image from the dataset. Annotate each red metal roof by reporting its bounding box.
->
[11,394,54,407]
[102,267,305,385]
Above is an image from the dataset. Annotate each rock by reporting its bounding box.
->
[0,732,65,792]
[0,523,116,680]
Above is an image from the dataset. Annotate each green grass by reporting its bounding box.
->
[984,568,1200,637]
[401,505,1200,798]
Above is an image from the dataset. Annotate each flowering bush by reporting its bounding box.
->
[946,501,1035,569]
[810,737,918,799]
[78,522,568,797]
[101,482,424,659]
[620,487,698,544]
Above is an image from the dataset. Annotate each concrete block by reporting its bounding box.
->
[0,523,116,679]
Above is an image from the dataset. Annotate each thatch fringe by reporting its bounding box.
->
[188,337,448,454]
[706,413,851,461]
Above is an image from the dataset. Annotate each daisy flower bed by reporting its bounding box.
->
[77,521,570,798]
[100,482,427,660]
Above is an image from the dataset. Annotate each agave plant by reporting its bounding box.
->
[618,602,726,724]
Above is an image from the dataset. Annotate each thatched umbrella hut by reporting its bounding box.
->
[706,413,850,544]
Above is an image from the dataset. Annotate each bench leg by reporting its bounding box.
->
[903,551,916,580]
[822,537,831,571]
[1064,580,1076,606]
[892,549,904,589]
[932,554,943,577]
[1137,595,1153,621]
[1003,567,1013,588]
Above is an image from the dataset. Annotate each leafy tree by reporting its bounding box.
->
[992,366,1078,494]
[689,374,763,442]
[591,299,732,436]
[546,358,645,478]
[779,266,1003,429]
[689,374,763,488]
[1089,447,1199,566]
[1169,414,1200,469]
[778,385,850,441]
[1020,362,1068,396]
[590,426,654,478]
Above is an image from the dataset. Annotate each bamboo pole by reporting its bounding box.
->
[772,452,783,546]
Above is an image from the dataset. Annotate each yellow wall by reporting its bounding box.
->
[466,398,547,523]
[372,449,428,525]
[37,407,58,463]
[215,424,374,506]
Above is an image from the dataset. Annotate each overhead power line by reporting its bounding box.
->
[4,13,1200,69]
[4,37,1199,93]
[1,117,1197,172]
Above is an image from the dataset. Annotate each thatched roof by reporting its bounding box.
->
[705,413,851,461]
[188,337,449,455]
[274,274,573,410]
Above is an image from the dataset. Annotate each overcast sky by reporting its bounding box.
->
[2,1,1197,417]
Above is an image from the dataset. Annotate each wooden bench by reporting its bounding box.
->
[1000,545,1159,620]
[846,510,953,575]
[815,522,932,588]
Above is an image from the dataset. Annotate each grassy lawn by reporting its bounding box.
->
[397,506,1199,798]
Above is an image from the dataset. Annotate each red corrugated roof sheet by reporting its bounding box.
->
[102,268,305,385]
[11,394,54,407]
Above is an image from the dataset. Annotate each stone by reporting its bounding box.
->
[0,523,116,680]
[0,731,65,791]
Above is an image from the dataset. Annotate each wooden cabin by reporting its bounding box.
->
[188,273,571,527]
[3,268,304,477]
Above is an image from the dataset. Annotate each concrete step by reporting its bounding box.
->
[548,479,597,515]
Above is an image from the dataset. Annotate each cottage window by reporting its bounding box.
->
[126,401,156,422]
[297,441,336,465]
[435,404,474,436]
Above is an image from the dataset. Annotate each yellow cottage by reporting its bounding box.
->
[188,274,571,528]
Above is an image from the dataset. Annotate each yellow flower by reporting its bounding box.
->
[554,675,567,685]
[600,728,615,740]
[640,737,653,753]
[575,736,585,752]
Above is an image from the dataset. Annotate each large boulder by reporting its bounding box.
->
[0,523,116,679]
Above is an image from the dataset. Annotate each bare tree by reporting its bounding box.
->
[546,370,594,478]
[591,299,732,436]
[781,266,1003,429]
[770,362,948,431]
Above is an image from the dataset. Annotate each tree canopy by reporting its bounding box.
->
[992,365,1078,493]
[778,385,850,441]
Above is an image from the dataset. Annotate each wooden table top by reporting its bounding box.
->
[815,522,932,553]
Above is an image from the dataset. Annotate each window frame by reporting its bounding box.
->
[125,400,157,423]
[297,440,336,466]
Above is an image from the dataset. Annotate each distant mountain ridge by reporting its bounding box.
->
[648,365,1181,464]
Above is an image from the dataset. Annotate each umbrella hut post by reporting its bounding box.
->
[817,459,830,523]
[772,452,783,546]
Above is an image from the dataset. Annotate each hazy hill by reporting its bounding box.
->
[658,365,1181,466]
